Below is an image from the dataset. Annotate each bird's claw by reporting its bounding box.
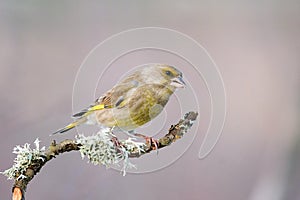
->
[111,136,121,148]
[146,137,159,151]
[134,133,159,153]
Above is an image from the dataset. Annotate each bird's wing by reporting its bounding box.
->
[72,77,139,118]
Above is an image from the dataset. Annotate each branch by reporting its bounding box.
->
[11,139,80,200]
[129,111,198,156]
[2,111,198,200]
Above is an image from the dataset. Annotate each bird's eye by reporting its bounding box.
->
[165,70,172,76]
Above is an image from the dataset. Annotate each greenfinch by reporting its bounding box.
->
[54,64,185,136]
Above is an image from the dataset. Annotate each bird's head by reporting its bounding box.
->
[137,64,185,91]
[157,64,185,89]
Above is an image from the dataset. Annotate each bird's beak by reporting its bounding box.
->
[170,76,186,88]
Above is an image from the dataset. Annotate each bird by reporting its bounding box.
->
[53,64,185,146]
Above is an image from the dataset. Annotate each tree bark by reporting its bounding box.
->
[11,111,198,200]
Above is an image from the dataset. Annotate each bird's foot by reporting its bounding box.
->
[111,136,121,148]
[134,133,159,151]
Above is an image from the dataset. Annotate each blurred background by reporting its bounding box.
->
[0,1,299,200]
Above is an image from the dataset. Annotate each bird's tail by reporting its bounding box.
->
[52,117,87,135]
[52,103,108,135]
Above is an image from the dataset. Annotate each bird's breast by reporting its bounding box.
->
[128,85,173,127]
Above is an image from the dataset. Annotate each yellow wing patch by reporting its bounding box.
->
[72,104,112,118]
[88,104,107,111]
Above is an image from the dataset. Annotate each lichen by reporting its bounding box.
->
[1,138,45,180]
[75,128,145,176]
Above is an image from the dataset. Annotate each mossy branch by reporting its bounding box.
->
[2,111,198,200]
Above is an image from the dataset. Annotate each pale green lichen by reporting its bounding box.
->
[2,129,147,180]
[1,138,45,180]
[76,128,145,176]
[118,137,145,175]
